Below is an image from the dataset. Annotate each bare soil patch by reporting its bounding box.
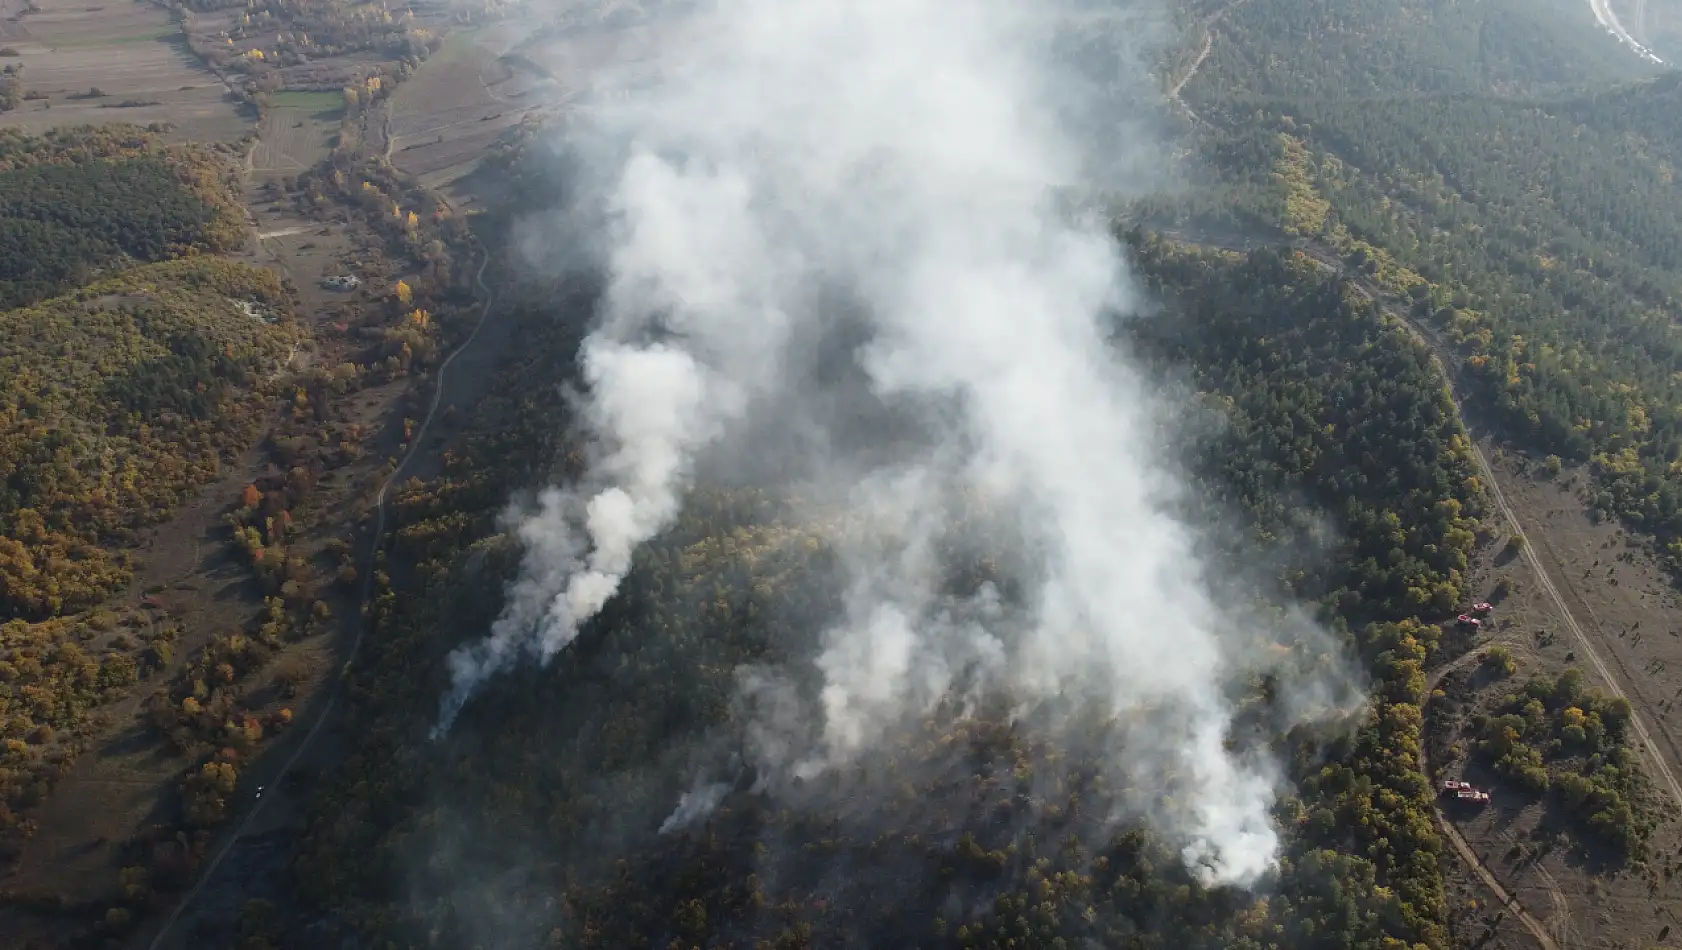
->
[1,448,266,908]
[0,0,249,143]
[1424,441,1682,950]
[0,389,408,950]
[1489,451,1682,763]
[385,11,710,206]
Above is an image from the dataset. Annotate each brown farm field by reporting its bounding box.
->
[385,28,545,202]
[384,12,714,204]
[251,94,342,181]
[0,0,250,143]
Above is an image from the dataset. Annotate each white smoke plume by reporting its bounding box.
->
[436,0,1352,886]
[658,779,733,835]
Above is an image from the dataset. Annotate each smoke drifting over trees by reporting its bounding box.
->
[436,0,1354,887]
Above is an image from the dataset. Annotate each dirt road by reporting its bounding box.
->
[1589,0,1664,62]
[1164,0,1250,123]
[1465,420,1682,808]
[141,254,502,950]
[1422,652,1562,950]
[1165,4,1676,926]
[1298,247,1682,816]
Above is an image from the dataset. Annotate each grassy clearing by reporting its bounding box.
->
[269,90,345,113]
[253,106,335,173]
[48,28,180,50]
[427,29,477,65]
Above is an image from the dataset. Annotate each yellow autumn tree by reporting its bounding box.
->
[394,280,412,305]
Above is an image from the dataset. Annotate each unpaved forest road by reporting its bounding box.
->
[1303,249,1682,815]
[141,254,501,950]
[1166,4,1681,931]
[1467,423,1682,808]
[1422,652,1563,950]
[1164,0,1249,124]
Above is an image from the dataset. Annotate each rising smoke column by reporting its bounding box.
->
[438,0,1347,885]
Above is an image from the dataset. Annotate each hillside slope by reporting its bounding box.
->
[256,239,1490,950]
[0,257,297,621]
[0,258,299,863]
[1191,0,1657,101]
[0,126,248,309]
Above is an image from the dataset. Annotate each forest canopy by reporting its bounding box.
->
[284,239,1481,950]
[0,125,247,309]
[0,257,298,623]
[1137,4,1682,573]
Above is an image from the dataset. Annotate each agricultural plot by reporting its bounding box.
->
[0,0,249,142]
[250,92,341,180]
[387,12,710,203]
[385,29,546,201]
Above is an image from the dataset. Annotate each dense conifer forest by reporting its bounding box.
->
[1140,1,1682,574]
[0,126,248,309]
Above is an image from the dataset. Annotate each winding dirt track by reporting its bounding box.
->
[1165,0,1249,124]
[1166,5,1682,931]
[1304,250,1682,814]
[142,254,501,950]
[1422,653,1562,950]
[1590,0,1662,62]
[1282,249,1682,950]
[1468,421,1682,808]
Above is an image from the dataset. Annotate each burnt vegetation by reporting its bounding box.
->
[10,0,1682,945]
[271,219,1484,949]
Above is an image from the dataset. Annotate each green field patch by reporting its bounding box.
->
[435,29,489,65]
[50,27,179,50]
[269,89,345,113]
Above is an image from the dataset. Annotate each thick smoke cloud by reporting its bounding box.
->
[436,0,1351,886]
